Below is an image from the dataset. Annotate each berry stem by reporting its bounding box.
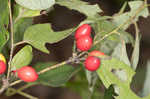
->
[16,90,38,99]
[10,80,22,87]
[38,61,67,74]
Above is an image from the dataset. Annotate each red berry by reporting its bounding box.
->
[84,56,100,71]
[89,50,105,57]
[75,24,91,40]
[0,60,6,74]
[76,35,93,51]
[17,66,38,82]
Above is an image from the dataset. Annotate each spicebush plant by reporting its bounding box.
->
[0,0,150,99]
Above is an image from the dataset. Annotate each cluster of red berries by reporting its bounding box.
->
[0,54,38,82]
[75,24,105,71]
[75,24,92,51]
[0,24,104,82]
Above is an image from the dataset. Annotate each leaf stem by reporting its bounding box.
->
[131,22,140,70]
[14,9,25,24]
[14,41,29,47]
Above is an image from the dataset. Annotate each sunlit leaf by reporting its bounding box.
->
[15,0,55,10]
[97,58,139,99]
[11,45,33,70]
[24,24,75,53]
[14,18,33,43]
[56,0,102,18]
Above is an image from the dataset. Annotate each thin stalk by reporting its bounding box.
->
[17,91,38,99]
[38,61,67,74]
[7,0,14,79]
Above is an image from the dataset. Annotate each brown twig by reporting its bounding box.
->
[7,0,14,80]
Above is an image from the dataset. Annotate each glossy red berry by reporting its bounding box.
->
[89,50,105,57]
[0,60,6,74]
[84,56,100,71]
[76,35,93,51]
[17,66,38,82]
[75,24,91,40]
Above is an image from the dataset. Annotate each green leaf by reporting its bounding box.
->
[118,2,127,15]
[20,8,40,18]
[56,0,102,18]
[34,62,80,87]
[11,45,33,70]
[112,1,149,30]
[0,0,9,26]
[85,70,98,93]
[24,24,75,53]
[93,20,134,55]
[140,60,150,97]
[15,4,40,19]
[104,85,117,99]
[99,40,118,55]
[112,43,131,66]
[80,16,113,26]
[15,0,55,10]
[14,18,33,43]
[0,0,9,51]
[0,28,9,52]
[66,70,103,99]
[95,20,134,44]
[96,58,144,99]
